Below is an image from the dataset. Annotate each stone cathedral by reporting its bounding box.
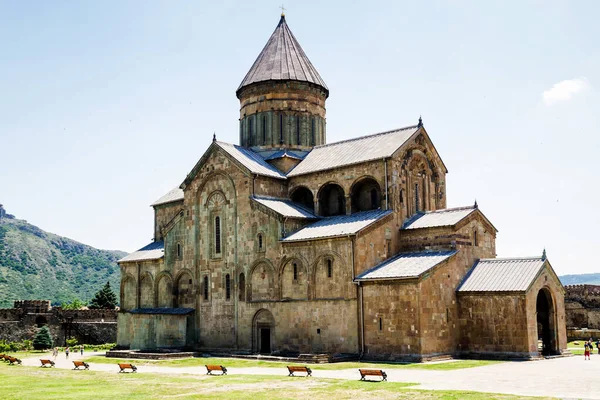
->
[117,15,568,360]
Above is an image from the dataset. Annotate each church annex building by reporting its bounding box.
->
[117,15,567,360]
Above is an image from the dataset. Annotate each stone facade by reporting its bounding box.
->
[117,15,567,360]
[0,300,117,345]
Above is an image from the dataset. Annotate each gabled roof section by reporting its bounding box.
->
[151,187,184,207]
[402,205,498,232]
[287,125,419,177]
[457,257,546,293]
[181,141,286,189]
[237,15,328,95]
[282,209,392,242]
[251,196,318,219]
[356,250,457,281]
[263,149,307,161]
[118,241,164,263]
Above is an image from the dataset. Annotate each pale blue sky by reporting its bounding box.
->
[1,1,598,275]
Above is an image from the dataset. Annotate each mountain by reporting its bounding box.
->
[0,205,126,308]
[559,273,600,286]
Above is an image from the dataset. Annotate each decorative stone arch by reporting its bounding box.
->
[317,181,346,216]
[290,185,315,211]
[248,258,277,301]
[404,149,434,214]
[350,175,383,212]
[536,286,558,356]
[279,256,310,300]
[174,268,195,308]
[194,170,238,202]
[252,308,275,354]
[155,271,174,308]
[120,273,137,311]
[139,271,155,308]
[311,251,345,299]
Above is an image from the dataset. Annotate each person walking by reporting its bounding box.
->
[80,345,84,356]
[65,346,70,359]
[52,347,58,361]
[584,341,591,360]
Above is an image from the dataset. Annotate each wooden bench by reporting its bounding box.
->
[359,369,387,381]
[73,361,89,370]
[205,365,227,375]
[6,356,22,365]
[118,363,137,373]
[40,359,55,367]
[287,365,312,377]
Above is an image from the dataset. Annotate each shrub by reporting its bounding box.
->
[33,326,53,350]
[66,337,78,347]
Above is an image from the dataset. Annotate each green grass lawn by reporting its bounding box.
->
[83,355,500,371]
[1,350,51,359]
[0,363,554,400]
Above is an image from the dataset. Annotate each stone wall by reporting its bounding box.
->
[0,301,117,345]
[565,284,600,329]
[117,312,191,350]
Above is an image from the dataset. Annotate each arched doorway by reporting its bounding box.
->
[35,315,47,327]
[536,288,557,356]
[318,183,346,216]
[252,309,275,354]
[290,186,314,211]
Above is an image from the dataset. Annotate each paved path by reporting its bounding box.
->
[21,352,599,399]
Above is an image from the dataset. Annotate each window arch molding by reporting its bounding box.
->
[311,251,345,299]
[278,256,310,300]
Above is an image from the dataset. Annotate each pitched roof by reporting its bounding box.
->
[237,15,328,95]
[151,187,184,207]
[287,126,419,177]
[402,206,476,230]
[251,196,317,219]
[118,241,164,263]
[216,142,287,179]
[355,251,457,281]
[457,257,546,293]
[282,209,392,242]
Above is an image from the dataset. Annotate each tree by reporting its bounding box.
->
[61,298,87,310]
[88,281,118,309]
[32,326,53,350]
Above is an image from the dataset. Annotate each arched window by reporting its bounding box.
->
[293,263,298,280]
[262,114,267,145]
[258,233,263,251]
[415,183,420,212]
[176,243,181,258]
[399,188,404,204]
[311,117,315,146]
[296,116,300,145]
[225,274,231,300]
[379,317,383,331]
[249,116,254,145]
[279,114,284,144]
[473,230,478,246]
[239,273,246,301]
[215,216,221,254]
[203,276,209,301]
[327,259,333,278]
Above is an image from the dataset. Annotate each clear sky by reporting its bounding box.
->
[1,1,598,275]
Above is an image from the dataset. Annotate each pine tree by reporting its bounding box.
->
[88,281,118,309]
[32,325,53,350]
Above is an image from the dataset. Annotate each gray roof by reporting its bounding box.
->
[282,209,392,242]
[402,206,476,230]
[151,187,184,207]
[287,126,419,177]
[216,141,286,179]
[128,308,195,315]
[237,15,328,94]
[251,196,317,219]
[263,149,307,161]
[118,241,164,263]
[457,257,546,293]
[356,251,457,281]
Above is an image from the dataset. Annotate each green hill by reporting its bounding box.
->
[559,273,600,286]
[0,207,126,308]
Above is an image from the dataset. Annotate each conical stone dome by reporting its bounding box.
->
[237,15,329,154]
[237,15,328,97]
